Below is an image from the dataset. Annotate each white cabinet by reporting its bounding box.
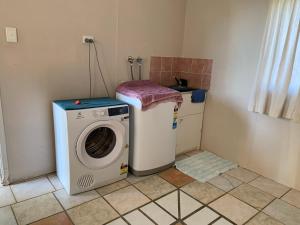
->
[176,92,205,155]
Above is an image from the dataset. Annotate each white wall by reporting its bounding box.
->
[183,0,300,190]
[0,0,186,182]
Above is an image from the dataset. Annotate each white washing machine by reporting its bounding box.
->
[116,80,183,176]
[53,98,129,195]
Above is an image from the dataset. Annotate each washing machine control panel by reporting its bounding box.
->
[108,106,129,116]
[93,109,107,118]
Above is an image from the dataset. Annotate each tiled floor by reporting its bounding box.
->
[1,151,300,225]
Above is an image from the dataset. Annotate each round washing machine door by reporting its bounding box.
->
[76,120,125,169]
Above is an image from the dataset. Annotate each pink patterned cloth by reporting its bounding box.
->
[116,80,183,110]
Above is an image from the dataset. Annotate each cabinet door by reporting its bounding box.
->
[176,114,203,155]
[178,93,204,117]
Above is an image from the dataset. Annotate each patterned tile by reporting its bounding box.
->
[155,190,203,219]
[249,176,290,198]
[140,202,176,225]
[184,207,219,225]
[104,186,150,214]
[181,181,225,204]
[96,180,130,196]
[281,189,300,209]
[225,168,259,183]
[263,199,300,225]
[0,186,16,207]
[67,197,118,225]
[11,177,55,202]
[209,194,258,225]
[159,168,194,187]
[134,175,176,200]
[124,210,155,225]
[12,193,63,225]
[230,183,275,210]
[180,191,203,218]
[246,212,283,225]
[30,212,73,225]
[155,191,179,218]
[54,189,100,210]
[0,206,17,225]
[47,174,64,190]
[208,174,242,192]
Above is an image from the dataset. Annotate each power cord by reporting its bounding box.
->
[92,41,110,97]
[88,43,92,98]
[85,38,110,97]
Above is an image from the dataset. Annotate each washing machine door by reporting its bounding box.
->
[76,120,125,169]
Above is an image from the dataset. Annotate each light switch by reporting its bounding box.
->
[5,27,18,43]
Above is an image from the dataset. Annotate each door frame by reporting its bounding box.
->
[0,95,9,185]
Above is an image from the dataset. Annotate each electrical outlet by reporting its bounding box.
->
[82,35,94,43]
[6,27,18,43]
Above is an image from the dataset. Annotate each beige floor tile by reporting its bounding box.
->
[246,212,284,225]
[180,191,203,218]
[230,183,275,210]
[12,193,63,225]
[209,194,258,225]
[96,180,130,196]
[249,176,290,198]
[208,174,242,192]
[0,206,17,225]
[263,199,300,225]
[184,207,219,225]
[140,202,176,225]
[106,217,128,225]
[126,173,155,184]
[181,181,225,204]
[30,212,73,225]
[67,197,118,225]
[0,186,16,207]
[54,189,100,209]
[48,173,64,190]
[213,218,234,225]
[281,189,300,209]
[11,177,55,202]
[155,191,179,218]
[124,210,155,225]
[104,186,150,214]
[225,167,259,183]
[134,175,176,200]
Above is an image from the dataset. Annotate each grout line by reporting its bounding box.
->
[46,174,56,191]
[208,216,221,225]
[138,208,159,225]
[279,187,292,199]
[153,199,178,220]
[52,191,75,225]
[178,189,181,219]
[8,184,17,203]
[8,204,19,225]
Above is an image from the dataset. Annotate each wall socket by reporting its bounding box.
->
[82,35,94,43]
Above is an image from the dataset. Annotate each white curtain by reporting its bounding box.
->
[249,0,300,121]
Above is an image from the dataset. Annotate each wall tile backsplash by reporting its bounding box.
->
[150,56,213,90]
